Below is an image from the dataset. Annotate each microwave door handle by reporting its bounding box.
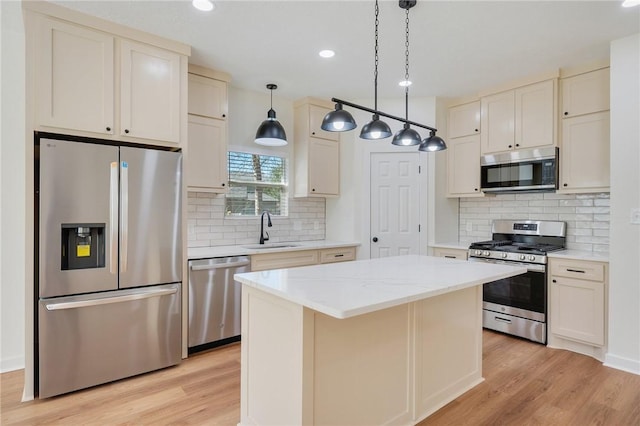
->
[109,162,118,275]
[120,161,129,274]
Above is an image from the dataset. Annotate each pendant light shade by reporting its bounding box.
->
[391,123,422,146]
[255,84,287,146]
[419,130,447,152]
[360,114,392,139]
[321,103,357,132]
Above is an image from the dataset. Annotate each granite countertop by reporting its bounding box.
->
[187,240,360,260]
[234,255,525,319]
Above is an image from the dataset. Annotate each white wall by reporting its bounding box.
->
[606,33,640,375]
[0,0,27,373]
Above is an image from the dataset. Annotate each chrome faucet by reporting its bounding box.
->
[259,211,272,244]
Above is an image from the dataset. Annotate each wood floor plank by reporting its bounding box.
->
[2,334,639,425]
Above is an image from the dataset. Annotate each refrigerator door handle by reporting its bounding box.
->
[44,287,178,311]
[109,162,119,275]
[120,161,129,273]
[190,260,251,271]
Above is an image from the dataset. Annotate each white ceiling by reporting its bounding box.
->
[52,0,640,102]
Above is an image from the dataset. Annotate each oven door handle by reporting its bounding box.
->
[468,257,546,273]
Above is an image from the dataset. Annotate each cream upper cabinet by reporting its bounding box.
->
[36,17,115,135]
[187,114,227,192]
[185,66,230,192]
[188,73,228,120]
[446,135,482,197]
[120,40,181,143]
[294,98,340,198]
[448,101,480,139]
[549,258,607,347]
[32,14,188,146]
[559,68,610,194]
[560,111,610,192]
[561,68,610,118]
[481,79,556,155]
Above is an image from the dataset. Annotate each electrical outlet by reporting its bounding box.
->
[466,222,473,232]
[631,208,640,225]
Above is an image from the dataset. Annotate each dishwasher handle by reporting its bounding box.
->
[190,260,251,271]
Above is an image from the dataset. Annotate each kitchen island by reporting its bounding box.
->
[234,255,525,425]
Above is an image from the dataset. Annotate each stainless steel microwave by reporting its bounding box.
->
[480,147,558,193]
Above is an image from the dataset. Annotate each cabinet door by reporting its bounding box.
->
[561,68,610,118]
[480,91,514,154]
[188,74,227,120]
[308,139,339,196]
[550,275,605,346]
[186,115,227,191]
[560,111,610,192]
[120,40,181,143]
[447,135,481,197]
[515,79,556,150]
[448,101,480,139]
[36,17,114,134]
[309,104,339,141]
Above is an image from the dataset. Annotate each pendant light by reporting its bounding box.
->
[255,84,287,146]
[391,6,421,146]
[321,103,357,132]
[419,130,447,152]
[360,0,392,140]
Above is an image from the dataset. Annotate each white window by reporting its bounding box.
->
[226,151,288,216]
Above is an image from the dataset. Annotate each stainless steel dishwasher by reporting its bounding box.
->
[188,256,251,351]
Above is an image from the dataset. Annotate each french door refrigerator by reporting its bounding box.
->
[36,135,182,398]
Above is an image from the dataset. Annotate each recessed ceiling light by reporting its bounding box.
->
[192,0,214,12]
[399,80,412,87]
[319,50,335,58]
[622,0,640,6]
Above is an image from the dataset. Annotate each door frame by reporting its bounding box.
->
[360,142,429,260]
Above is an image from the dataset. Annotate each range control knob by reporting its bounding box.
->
[483,251,490,256]
[528,255,536,261]
[474,250,482,256]
[519,254,526,260]
[501,253,508,259]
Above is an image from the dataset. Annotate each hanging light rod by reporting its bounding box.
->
[329,97,437,133]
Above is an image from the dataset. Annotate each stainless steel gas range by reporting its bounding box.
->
[468,220,566,344]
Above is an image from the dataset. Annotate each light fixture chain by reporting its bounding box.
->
[374,0,380,111]
[404,7,410,120]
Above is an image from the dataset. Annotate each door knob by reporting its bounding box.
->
[372,237,378,242]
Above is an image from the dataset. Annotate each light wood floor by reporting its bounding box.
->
[2,331,639,425]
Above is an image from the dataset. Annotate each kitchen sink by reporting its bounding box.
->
[243,243,301,250]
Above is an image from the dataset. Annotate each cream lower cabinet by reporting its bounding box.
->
[446,135,482,197]
[32,13,186,146]
[548,258,608,360]
[251,246,356,271]
[432,247,468,260]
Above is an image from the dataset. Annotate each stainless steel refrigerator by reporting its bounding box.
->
[37,135,182,398]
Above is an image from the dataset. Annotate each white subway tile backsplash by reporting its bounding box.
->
[187,192,326,248]
[459,193,610,252]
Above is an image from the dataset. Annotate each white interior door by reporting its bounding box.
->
[370,152,420,258]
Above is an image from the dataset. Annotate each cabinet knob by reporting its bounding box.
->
[552,279,557,283]
[563,183,568,187]
[106,126,111,132]
[311,188,316,192]
[372,237,378,243]
[474,128,479,132]
[222,114,226,118]
[508,145,513,148]
[124,129,130,134]
[474,188,478,192]
[221,183,226,187]
[515,144,520,147]
[312,131,316,135]
[564,112,569,116]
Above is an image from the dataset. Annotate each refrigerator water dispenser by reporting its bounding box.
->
[61,224,105,270]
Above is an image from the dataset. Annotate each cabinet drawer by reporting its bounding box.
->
[549,258,605,282]
[251,250,319,272]
[433,248,468,260]
[319,247,356,264]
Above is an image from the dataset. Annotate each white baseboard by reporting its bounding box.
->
[604,353,640,375]
[1,355,25,373]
